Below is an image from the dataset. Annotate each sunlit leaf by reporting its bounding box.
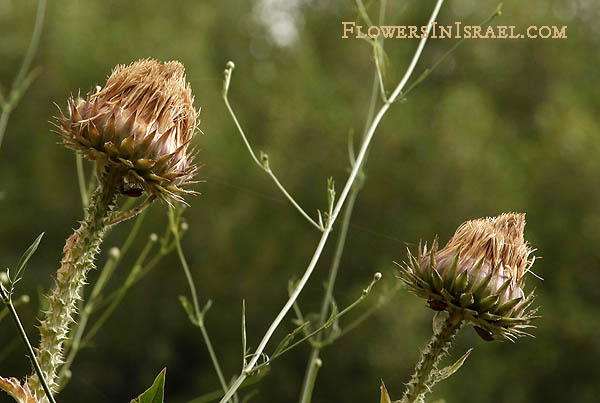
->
[272,321,310,356]
[130,368,166,403]
[178,295,198,326]
[380,380,391,403]
[13,233,44,286]
[435,348,473,383]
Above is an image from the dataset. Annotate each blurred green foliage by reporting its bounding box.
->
[1,0,598,402]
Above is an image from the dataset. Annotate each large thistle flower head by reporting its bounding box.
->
[54,58,199,205]
[399,213,539,341]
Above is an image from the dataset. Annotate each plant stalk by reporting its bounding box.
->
[0,288,56,403]
[0,0,46,151]
[218,2,444,401]
[298,189,358,403]
[401,312,464,403]
[28,168,121,399]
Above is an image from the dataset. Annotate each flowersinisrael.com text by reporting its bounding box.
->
[341,21,567,39]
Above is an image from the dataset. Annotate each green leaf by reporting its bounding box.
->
[435,348,473,383]
[13,232,44,284]
[131,368,166,403]
[380,380,392,403]
[272,321,310,356]
[178,296,198,326]
[431,269,444,293]
[443,254,459,291]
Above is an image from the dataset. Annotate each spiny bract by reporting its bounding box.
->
[399,213,539,341]
[54,58,200,205]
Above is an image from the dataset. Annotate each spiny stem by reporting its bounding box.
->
[57,246,121,386]
[58,207,149,386]
[28,168,121,399]
[401,311,464,403]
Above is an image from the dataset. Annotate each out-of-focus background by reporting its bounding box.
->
[1,0,598,402]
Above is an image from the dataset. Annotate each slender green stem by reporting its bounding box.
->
[0,0,46,151]
[12,0,46,89]
[298,0,385,394]
[94,237,176,313]
[222,255,375,399]
[198,322,232,401]
[241,300,247,366]
[298,189,358,403]
[357,0,389,103]
[401,3,503,99]
[76,208,149,318]
[0,107,13,152]
[401,311,464,403]
[0,287,56,403]
[0,295,29,323]
[222,65,322,231]
[128,240,176,286]
[185,372,268,403]
[330,0,443,225]
[115,206,148,262]
[355,0,373,26]
[252,273,381,372]
[302,357,321,403]
[333,285,401,341]
[169,208,233,402]
[170,209,202,321]
[218,3,443,401]
[374,51,388,103]
[80,230,155,347]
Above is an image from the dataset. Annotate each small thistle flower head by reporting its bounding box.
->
[399,213,538,341]
[54,58,200,204]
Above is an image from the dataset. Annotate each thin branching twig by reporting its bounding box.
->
[0,0,46,151]
[222,63,323,231]
[218,2,445,401]
[170,208,237,403]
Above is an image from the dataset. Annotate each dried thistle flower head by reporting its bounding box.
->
[54,58,199,204]
[399,213,538,341]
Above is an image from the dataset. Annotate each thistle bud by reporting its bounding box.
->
[54,58,200,205]
[399,213,538,341]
